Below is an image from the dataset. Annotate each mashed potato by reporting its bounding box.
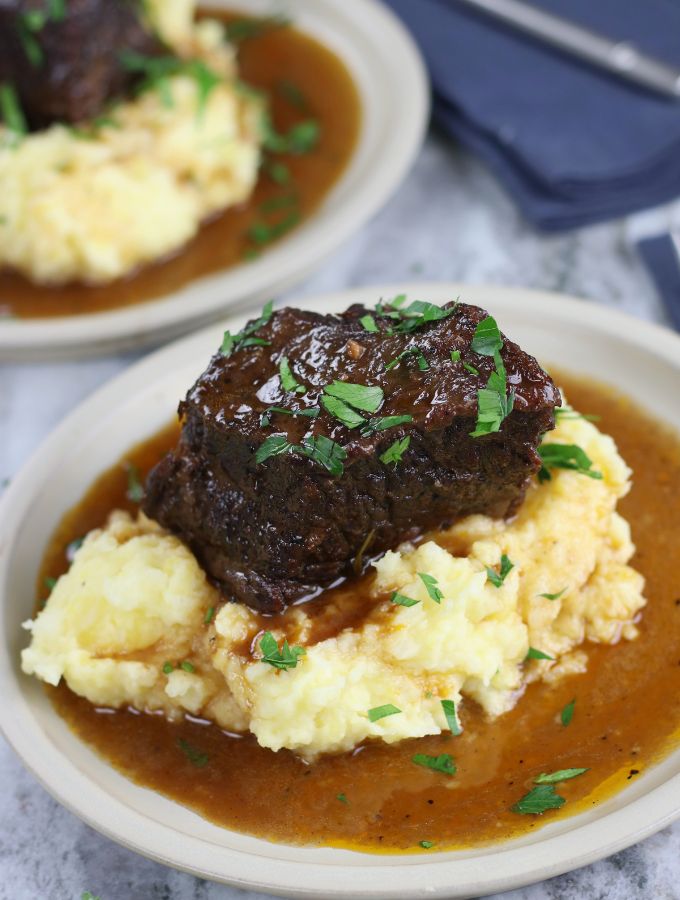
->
[0,0,261,285]
[22,407,646,759]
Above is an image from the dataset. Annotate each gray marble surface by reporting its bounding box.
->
[1,132,678,900]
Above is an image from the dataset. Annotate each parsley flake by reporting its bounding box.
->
[470,316,503,357]
[511,783,565,815]
[221,301,273,357]
[561,698,576,727]
[462,362,479,376]
[125,463,144,503]
[321,395,366,429]
[412,753,456,776]
[441,699,462,735]
[368,704,401,722]
[537,443,603,483]
[470,350,515,438]
[261,113,320,155]
[44,576,57,593]
[418,572,443,603]
[359,414,413,436]
[380,436,410,466]
[120,52,222,116]
[254,434,292,464]
[178,738,209,768]
[450,350,461,362]
[259,406,319,427]
[391,591,420,607]
[259,631,306,670]
[298,434,347,475]
[486,554,514,587]
[279,356,306,394]
[324,381,383,413]
[336,792,349,804]
[0,83,27,138]
[360,314,379,332]
[419,840,435,849]
[535,768,588,784]
[180,661,195,673]
[526,647,554,661]
[162,661,174,675]
[225,15,289,43]
[540,587,567,601]
[204,606,215,625]
[385,346,429,372]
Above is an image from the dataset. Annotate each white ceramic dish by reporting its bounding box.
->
[2,284,680,899]
[0,0,428,362]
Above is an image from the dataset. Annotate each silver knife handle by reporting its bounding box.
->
[456,0,680,99]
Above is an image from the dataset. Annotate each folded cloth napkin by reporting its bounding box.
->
[386,0,680,231]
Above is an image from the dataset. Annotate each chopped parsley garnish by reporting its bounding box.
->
[125,463,144,503]
[412,753,456,776]
[221,300,273,357]
[540,587,567,601]
[486,554,513,587]
[162,661,174,675]
[254,434,292,464]
[537,443,603,483]
[360,314,378,332]
[376,298,458,334]
[419,841,435,849]
[450,350,461,362]
[226,15,289,43]
[380,436,410,466]
[535,768,588,784]
[526,647,554,661]
[259,193,299,214]
[470,351,515,438]
[204,606,215,625]
[263,159,291,185]
[511,784,565,815]
[470,316,503,357]
[337,792,349,804]
[385,346,429,372]
[255,433,348,476]
[418,572,443,603]
[178,738,209,768]
[44,576,57,593]
[359,414,413,436]
[259,631,306,670]
[324,381,384,413]
[277,79,308,111]
[0,83,27,138]
[462,362,479,376]
[561,698,576,727]
[119,52,221,116]
[261,114,320,155]
[49,0,66,21]
[259,406,319,427]
[368,704,401,722]
[180,661,196,673]
[441,699,462,735]
[18,11,47,66]
[81,893,100,900]
[554,407,600,422]
[321,395,367,429]
[391,591,420,607]
[299,434,347,475]
[248,212,301,246]
[279,356,306,394]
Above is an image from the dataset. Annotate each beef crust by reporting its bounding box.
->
[144,301,561,613]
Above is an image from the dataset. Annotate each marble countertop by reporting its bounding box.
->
[1,132,678,900]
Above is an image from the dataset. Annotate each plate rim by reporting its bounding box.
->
[0,0,429,360]
[2,282,680,898]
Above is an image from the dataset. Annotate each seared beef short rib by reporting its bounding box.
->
[0,0,159,128]
[144,300,561,613]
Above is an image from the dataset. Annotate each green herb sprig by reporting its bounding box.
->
[486,554,514,588]
[537,443,603,483]
[221,300,273,357]
[259,631,306,670]
[412,753,456,776]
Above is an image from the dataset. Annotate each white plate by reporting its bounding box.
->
[0,0,428,362]
[1,284,680,899]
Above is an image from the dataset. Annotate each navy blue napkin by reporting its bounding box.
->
[386,0,680,231]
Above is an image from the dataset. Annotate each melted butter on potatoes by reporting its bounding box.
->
[22,407,646,759]
[0,1,261,286]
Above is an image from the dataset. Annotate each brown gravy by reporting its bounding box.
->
[1,10,360,320]
[41,374,680,852]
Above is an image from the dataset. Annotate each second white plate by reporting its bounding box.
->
[0,0,429,361]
